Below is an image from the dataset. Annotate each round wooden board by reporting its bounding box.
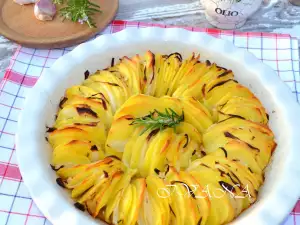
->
[0,0,118,49]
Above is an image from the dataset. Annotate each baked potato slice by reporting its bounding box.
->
[142,51,156,95]
[196,155,261,193]
[180,97,213,133]
[188,157,255,216]
[168,53,200,95]
[48,127,94,148]
[65,85,107,104]
[144,176,170,225]
[122,126,146,169]
[55,102,112,129]
[103,169,139,222]
[49,123,106,149]
[109,56,143,96]
[105,115,136,156]
[126,178,147,225]
[51,140,104,167]
[171,61,210,98]
[178,170,210,225]
[217,96,268,124]
[55,157,124,202]
[189,170,235,225]
[55,104,100,123]
[208,140,263,175]
[203,118,275,169]
[113,94,183,120]
[56,156,121,179]
[178,64,234,101]
[154,53,181,97]
[115,177,147,225]
[128,127,160,172]
[165,167,209,225]
[152,54,168,98]
[54,121,106,144]
[85,70,130,112]
[110,177,146,225]
[187,165,246,217]
[124,122,203,176]
[204,80,255,110]
[204,117,274,140]
[140,128,174,177]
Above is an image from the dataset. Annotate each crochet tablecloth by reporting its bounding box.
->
[0,20,299,225]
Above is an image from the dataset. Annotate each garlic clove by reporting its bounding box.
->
[34,0,56,21]
[13,0,38,5]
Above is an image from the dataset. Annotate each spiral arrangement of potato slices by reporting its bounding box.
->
[46,51,277,225]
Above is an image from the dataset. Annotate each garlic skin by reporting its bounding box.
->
[13,0,38,5]
[34,0,56,21]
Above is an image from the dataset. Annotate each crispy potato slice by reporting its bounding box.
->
[62,97,112,125]
[65,85,104,102]
[178,170,210,225]
[55,103,112,129]
[115,182,134,224]
[129,128,160,172]
[204,80,255,110]
[217,96,268,124]
[106,115,136,154]
[188,157,256,223]
[165,167,205,225]
[48,125,106,150]
[189,165,246,217]
[93,171,124,217]
[168,53,200,95]
[142,51,156,95]
[172,61,211,97]
[209,140,263,175]
[176,64,234,101]
[85,70,130,112]
[114,94,183,120]
[140,129,174,177]
[109,56,143,96]
[56,157,120,179]
[52,122,107,148]
[51,140,104,167]
[203,117,275,169]
[192,155,260,196]
[189,170,236,225]
[126,178,147,225]
[122,126,146,168]
[138,178,169,225]
[145,176,170,225]
[152,53,167,98]
[52,150,90,167]
[154,53,181,97]
[180,97,213,133]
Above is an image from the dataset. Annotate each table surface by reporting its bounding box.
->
[1,0,300,79]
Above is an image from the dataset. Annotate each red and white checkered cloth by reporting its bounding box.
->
[0,20,299,225]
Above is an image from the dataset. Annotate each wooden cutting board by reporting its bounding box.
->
[0,0,118,48]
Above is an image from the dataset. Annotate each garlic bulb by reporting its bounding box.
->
[34,0,56,21]
[13,0,38,5]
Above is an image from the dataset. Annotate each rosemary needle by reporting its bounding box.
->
[130,108,184,135]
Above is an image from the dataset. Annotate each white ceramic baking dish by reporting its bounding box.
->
[16,27,300,225]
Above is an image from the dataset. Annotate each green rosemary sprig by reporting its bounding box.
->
[54,0,102,28]
[130,108,184,135]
